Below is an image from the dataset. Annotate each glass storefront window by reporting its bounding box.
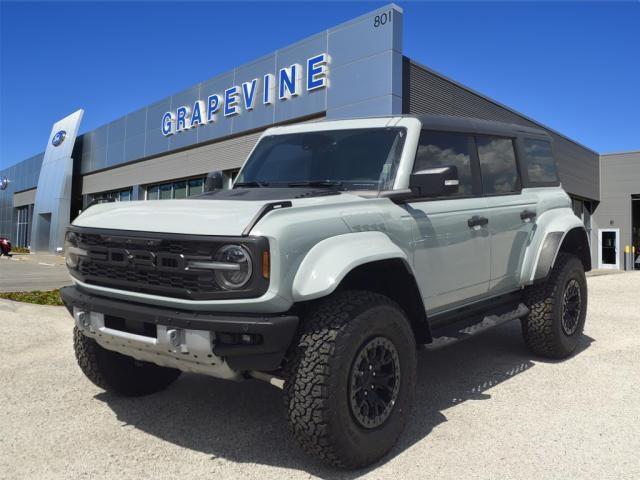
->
[188,178,204,196]
[146,177,207,200]
[15,205,31,247]
[147,185,159,200]
[89,188,133,205]
[174,181,187,199]
[159,183,172,200]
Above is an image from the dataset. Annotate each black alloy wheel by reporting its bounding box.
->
[348,336,401,429]
[561,278,582,335]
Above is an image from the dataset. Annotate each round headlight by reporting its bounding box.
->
[64,231,80,269]
[214,244,253,290]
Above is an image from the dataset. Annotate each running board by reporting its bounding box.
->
[426,303,529,349]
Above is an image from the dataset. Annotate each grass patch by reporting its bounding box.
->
[11,246,30,254]
[0,289,63,306]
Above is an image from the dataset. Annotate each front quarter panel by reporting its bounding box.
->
[291,231,409,302]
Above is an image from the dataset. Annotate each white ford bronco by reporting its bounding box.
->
[61,115,590,468]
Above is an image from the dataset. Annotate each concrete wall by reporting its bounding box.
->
[593,151,640,268]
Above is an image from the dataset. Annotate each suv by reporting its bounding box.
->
[61,115,590,469]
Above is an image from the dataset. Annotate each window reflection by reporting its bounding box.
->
[524,139,558,183]
[414,131,473,196]
[477,137,519,194]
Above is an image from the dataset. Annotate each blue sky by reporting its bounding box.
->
[0,1,638,169]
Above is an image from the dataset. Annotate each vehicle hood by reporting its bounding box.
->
[73,189,371,236]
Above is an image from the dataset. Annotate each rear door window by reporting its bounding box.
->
[522,138,559,184]
[476,136,520,194]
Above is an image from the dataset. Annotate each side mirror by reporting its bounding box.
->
[204,170,224,192]
[409,165,459,197]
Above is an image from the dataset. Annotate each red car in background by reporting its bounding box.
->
[0,237,12,257]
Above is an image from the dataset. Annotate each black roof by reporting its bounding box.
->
[311,113,552,140]
[413,114,551,140]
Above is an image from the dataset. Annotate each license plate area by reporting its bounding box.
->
[103,315,157,339]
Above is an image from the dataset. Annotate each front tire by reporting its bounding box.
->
[522,253,588,358]
[284,291,417,469]
[73,327,181,396]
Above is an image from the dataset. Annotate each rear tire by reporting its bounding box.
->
[284,291,417,469]
[522,253,588,358]
[73,327,181,396]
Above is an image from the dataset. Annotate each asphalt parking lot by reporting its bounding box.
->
[1,273,639,480]
[0,254,70,292]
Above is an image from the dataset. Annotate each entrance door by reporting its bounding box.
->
[599,229,620,269]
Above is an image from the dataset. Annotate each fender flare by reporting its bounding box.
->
[522,208,590,284]
[291,231,409,302]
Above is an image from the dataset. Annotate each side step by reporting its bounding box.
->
[426,303,529,349]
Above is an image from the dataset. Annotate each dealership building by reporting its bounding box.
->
[0,4,636,269]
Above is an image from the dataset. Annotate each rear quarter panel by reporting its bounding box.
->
[519,187,584,284]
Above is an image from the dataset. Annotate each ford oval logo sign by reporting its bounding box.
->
[0,176,9,191]
[52,130,67,147]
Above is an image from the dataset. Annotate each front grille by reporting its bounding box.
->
[69,228,269,300]
[77,261,217,295]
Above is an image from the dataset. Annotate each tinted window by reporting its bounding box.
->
[188,178,204,196]
[523,139,558,183]
[477,137,520,194]
[147,185,159,200]
[159,183,172,200]
[119,190,132,202]
[248,143,312,183]
[237,128,405,191]
[414,131,473,196]
[173,181,187,199]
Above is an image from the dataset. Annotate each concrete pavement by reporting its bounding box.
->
[1,273,639,479]
[0,254,70,292]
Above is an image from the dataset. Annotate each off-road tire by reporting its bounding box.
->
[283,291,417,469]
[522,253,588,358]
[73,327,181,396]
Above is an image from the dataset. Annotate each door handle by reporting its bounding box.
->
[468,215,489,230]
[520,209,537,223]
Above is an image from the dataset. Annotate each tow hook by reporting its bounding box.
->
[167,329,188,354]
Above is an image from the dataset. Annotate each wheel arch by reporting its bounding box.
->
[522,207,591,285]
[336,258,432,343]
[291,231,431,343]
[534,226,591,282]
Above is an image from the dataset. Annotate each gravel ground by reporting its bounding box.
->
[1,273,639,480]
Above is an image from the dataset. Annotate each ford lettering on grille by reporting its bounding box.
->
[87,247,187,271]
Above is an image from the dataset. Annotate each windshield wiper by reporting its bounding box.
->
[234,181,270,188]
[286,180,344,189]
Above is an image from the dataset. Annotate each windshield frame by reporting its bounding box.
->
[234,125,408,193]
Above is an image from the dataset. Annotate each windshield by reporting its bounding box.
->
[235,127,406,191]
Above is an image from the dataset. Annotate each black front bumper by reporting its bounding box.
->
[60,285,299,371]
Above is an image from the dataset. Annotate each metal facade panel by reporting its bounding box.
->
[592,151,640,267]
[75,4,403,175]
[0,153,43,240]
[81,130,264,194]
[32,109,84,253]
[13,188,36,207]
[405,61,600,201]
